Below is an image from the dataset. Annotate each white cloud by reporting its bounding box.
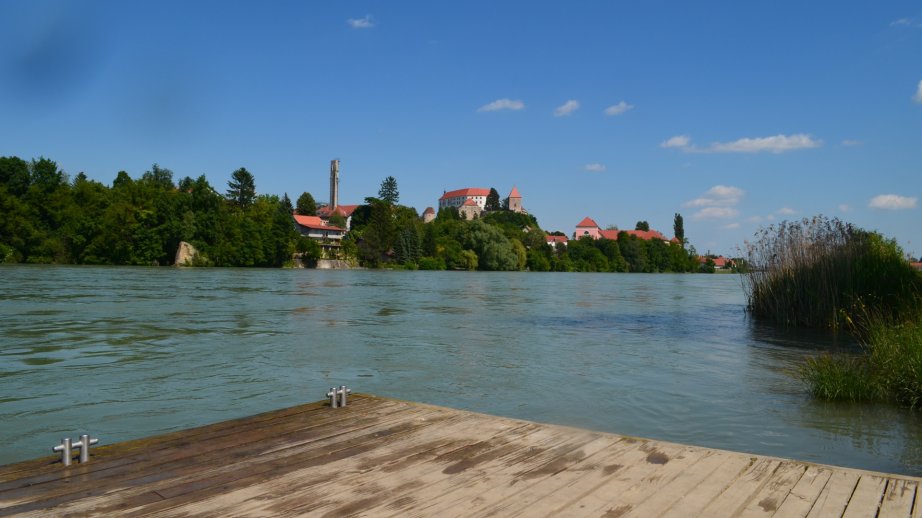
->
[684,185,744,220]
[554,100,580,117]
[891,18,922,28]
[477,98,525,112]
[777,207,796,215]
[723,222,741,230]
[347,15,375,29]
[604,101,634,116]
[584,163,606,172]
[661,135,691,149]
[839,204,852,213]
[684,185,744,208]
[660,134,821,153]
[869,194,917,210]
[841,139,862,146]
[709,134,821,153]
[913,80,922,103]
[695,207,739,220]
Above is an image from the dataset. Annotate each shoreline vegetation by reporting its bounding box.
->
[0,156,704,273]
[743,216,922,408]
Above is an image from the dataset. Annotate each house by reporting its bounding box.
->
[422,207,436,223]
[316,204,359,230]
[574,217,675,243]
[293,214,346,241]
[546,235,568,247]
[698,255,732,269]
[911,261,922,271]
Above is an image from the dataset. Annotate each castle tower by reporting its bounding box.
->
[329,159,340,209]
[507,186,522,213]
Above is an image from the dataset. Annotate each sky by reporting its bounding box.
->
[1,1,920,257]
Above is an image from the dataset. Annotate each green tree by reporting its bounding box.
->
[485,188,501,211]
[0,156,31,196]
[227,167,256,208]
[296,191,316,215]
[378,176,399,204]
[673,213,685,246]
[281,193,293,213]
[635,220,650,231]
[329,213,347,229]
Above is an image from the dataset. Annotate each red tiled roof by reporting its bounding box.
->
[546,235,568,243]
[293,214,345,232]
[423,207,435,215]
[462,198,479,206]
[912,262,922,271]
[598,229,669,241]
[440,188,490,200]
[576,217,599,228]
[316,204,359,217]
[508,186,521,198]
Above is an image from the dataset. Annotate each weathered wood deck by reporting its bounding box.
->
[1,394,919,517]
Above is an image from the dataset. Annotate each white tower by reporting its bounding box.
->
[329,159,340,209]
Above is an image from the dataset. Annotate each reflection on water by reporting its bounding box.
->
[0,265,920,476]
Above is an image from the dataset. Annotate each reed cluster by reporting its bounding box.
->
[742,216,920,332]
[743,216,922,407]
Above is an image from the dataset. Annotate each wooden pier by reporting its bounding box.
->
[1,394,920,517]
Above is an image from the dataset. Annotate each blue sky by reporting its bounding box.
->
[1,1,920,257]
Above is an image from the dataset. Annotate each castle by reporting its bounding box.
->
[435,186,525,220]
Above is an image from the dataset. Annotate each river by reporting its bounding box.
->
[1,265,920,475]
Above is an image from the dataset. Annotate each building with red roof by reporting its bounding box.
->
[316,204,359,230]
[546,235,569,247]
[293,214,346,241]
[422,207,436,224]
[439,188,491,211]
[574,217,674,243]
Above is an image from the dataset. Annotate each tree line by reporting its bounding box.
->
[0,156,297,266]
[1,155,701,272]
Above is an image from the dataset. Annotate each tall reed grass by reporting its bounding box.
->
[742,216,921,332]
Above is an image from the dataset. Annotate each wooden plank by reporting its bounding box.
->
[120,415,544,517]
[805,469,861,518]
[304,421,575,517]
[842,475,887,518]
[1,403,443,516]
[623,451,750,517]
[0,395,380,489]
[161,412,525,517]
[394,434,622,517]
[878,479,917,517]
[654,454,756,518]
[468,436,655,518]
[698,457,783,516]
[738,461,808,517]
[550,443,710,517]
[0,398,410,505]
[772,466,833,518]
